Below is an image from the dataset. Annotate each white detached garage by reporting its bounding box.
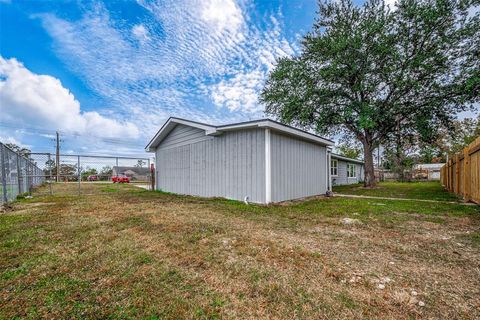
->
[146,117,334,204]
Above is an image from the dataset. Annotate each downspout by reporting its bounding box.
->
[326,148,332,193]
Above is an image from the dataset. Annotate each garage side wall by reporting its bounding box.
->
[270,132,327,202]
[156,125,266,203]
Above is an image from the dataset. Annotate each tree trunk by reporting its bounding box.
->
[363,141,376,187]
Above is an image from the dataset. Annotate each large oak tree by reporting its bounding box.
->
[261,0,479,186]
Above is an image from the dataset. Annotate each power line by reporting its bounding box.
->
[0,122,57,135]
[0,121,143,146]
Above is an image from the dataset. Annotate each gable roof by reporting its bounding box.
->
[146,117,334,151]
[330,153,364,164]
[113,166,150,175]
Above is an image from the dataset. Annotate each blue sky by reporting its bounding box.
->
[1,0,329,156]
[0,0,475,157]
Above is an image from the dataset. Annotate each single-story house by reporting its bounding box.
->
[146,117,337,204]
[112,166,150,181]
[146,118,366,203]
[330,153,365,186]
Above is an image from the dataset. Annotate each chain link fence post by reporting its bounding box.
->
[27,160,31,194]
[48,153,53,195]
[24,158,28,194]
[77,155,81,195]
[16,153,21,196]
[147,158,151,190]
[116,157,119,192]
[1,144,8,204]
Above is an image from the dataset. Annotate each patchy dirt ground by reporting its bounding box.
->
[1,185,479,319]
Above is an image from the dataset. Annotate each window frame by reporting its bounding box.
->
[347,163,357,178]
[331,159,338,176]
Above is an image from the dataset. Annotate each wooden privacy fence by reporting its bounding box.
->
[440,136,480,204]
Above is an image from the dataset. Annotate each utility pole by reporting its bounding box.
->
[56,131,60,182]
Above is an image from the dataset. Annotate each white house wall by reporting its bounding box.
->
[332,160,364,186]
[156,126,266,203]
[270,132,327,202]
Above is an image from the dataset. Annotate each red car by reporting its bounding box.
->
[112,175,130,183]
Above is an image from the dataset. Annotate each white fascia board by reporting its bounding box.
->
[330,153,364,164]
[217,120,334,147]
[214,122,264,132]
[171,118,216,131]
[259,121,334,146]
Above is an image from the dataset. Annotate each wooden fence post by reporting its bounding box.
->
[463,145,470,202]
[455,154,460,195]
[449,159,454,192]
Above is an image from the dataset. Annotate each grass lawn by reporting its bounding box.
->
[333,181,462,202]
[1,184,479,319]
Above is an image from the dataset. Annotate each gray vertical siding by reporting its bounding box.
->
[270,132,327,202]
[332,159,364,186]
[158,124,212,150]
[156,127,265,203]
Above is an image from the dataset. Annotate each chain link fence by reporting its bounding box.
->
[1,142,153,204]
[0,143,45,204]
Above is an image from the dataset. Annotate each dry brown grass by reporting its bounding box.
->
[1,184,479,319]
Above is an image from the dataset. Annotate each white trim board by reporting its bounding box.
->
[265,128,272,204]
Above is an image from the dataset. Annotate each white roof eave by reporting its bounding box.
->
[330,153,364,164]
[146,118,335,151]
[215,120,334,146]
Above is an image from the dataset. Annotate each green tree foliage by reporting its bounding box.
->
[444,115,480,153]
[99,166,113,180]
[82,168,98,181]
[59,164,77,177]
[43,159,56,178]
[418,145,439,163]
[5,143,31,158]
[42,160,78,180]
[261,0,479,186]
[337,141,363,159]
[415,114,480,162]
[135,160,146,168]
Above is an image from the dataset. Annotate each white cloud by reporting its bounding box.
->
[0,57,139,139]
[205,15,295,113]
[200,0,244,36]
[0,136,29,149]
[210,70,264,112]
[33,1,298,135]
[132,24,149,42]
[468,5,480,18]
[385,0,397,10]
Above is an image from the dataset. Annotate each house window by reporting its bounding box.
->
[347,164,357,178]
[331,159,338,176]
